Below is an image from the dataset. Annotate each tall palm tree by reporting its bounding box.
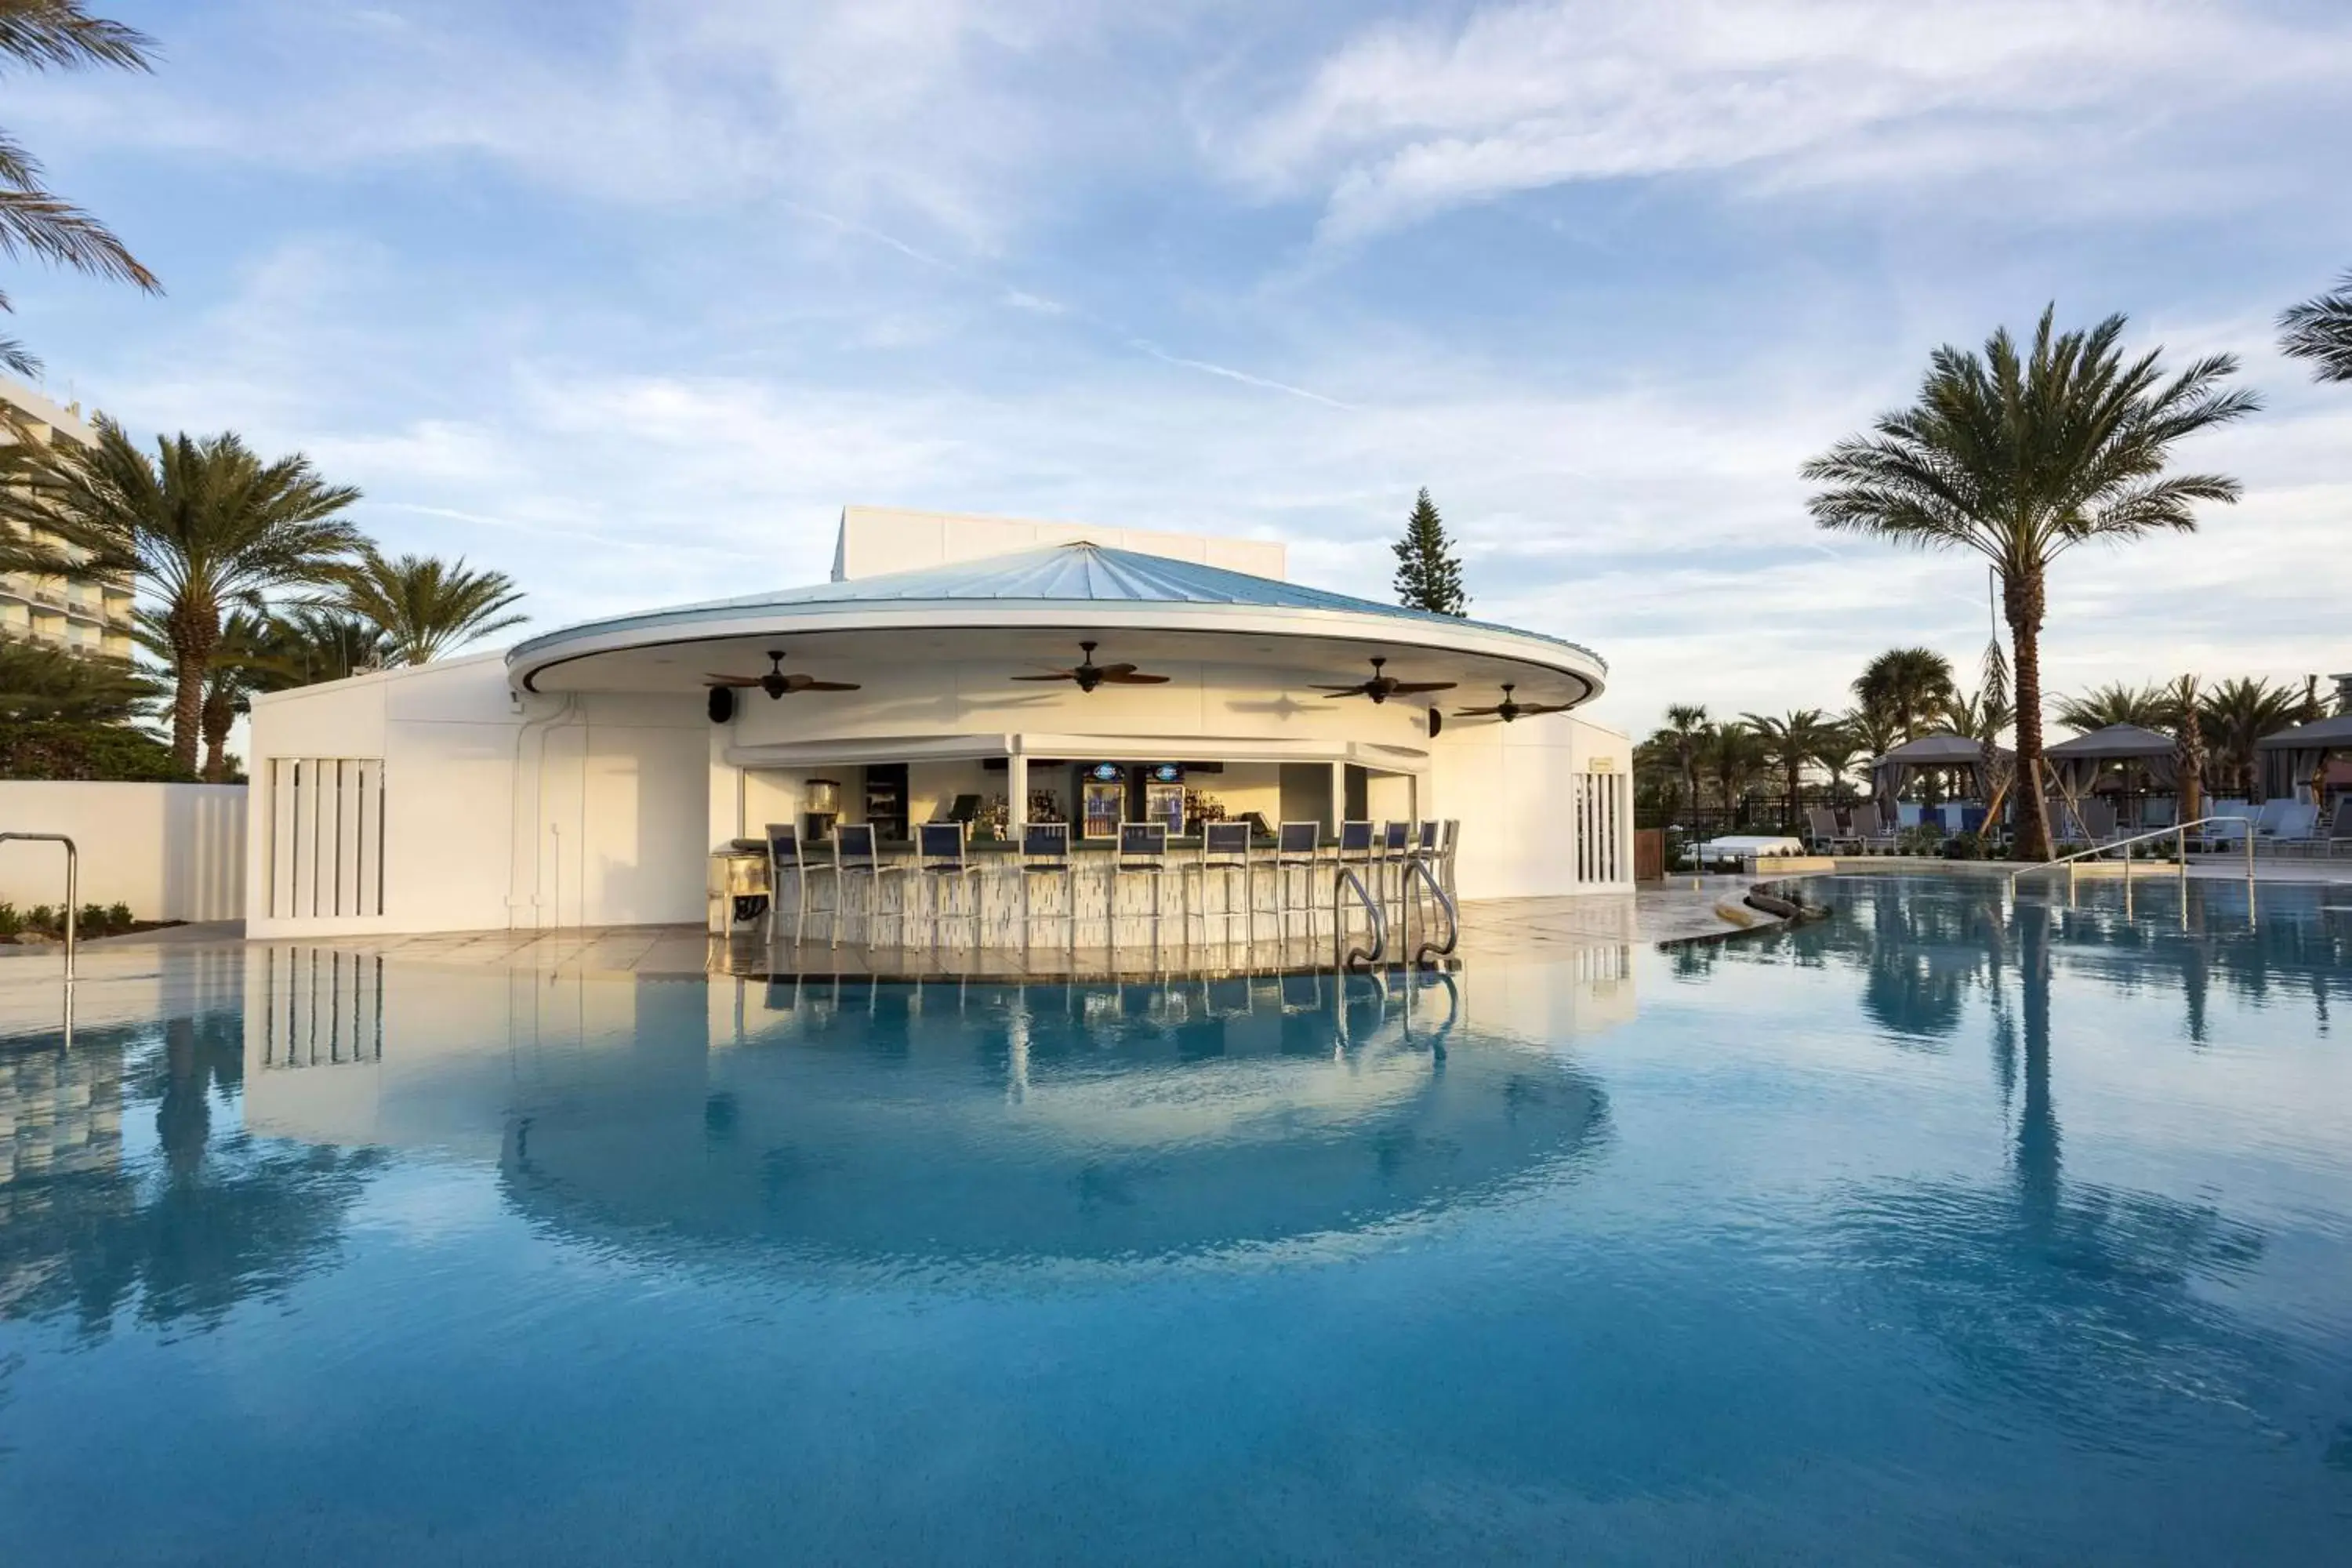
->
[1852,648,1955,742]
[332,548,525,666]
[1811,728,1864,804]
[2279,269,2352,383]
[2052,681,2169,735]
[1661,702,1709,817]
[1805,307,2257,860]
[1700,722,1767,816]
[31,420,364,771]
[0,631,158,723]
[2169,674,2206,826]
[0,2,160,377]
[1742,708,1834,826]
[2199,677,2297,800]
[1844,703,1901,765]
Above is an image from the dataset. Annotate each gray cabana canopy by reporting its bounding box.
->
[1870,733,2007,804]
[2256,712,2352,800]
[2044,724,2180,796]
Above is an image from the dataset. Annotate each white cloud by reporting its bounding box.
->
[1217,0,2352,241]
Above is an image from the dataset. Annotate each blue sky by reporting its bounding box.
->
[11,0,2352,734]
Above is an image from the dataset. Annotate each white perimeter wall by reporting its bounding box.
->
[0,781,245,920]
[245,654,709,938]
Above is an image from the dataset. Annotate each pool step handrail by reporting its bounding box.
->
[2005,815,2252,892]
[1332,866,1385,971]
[0,831,79,981]
[1402,858,1459,965]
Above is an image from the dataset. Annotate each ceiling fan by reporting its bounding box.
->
[1311,656,1456,705]
[1011,641,1169,693]
[1455,682,1571,723]
[704,649,861,701]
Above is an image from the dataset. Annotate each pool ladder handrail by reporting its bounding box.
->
[0,831,78,981]
[1401,857,1458,965]
[2004,815,2252,893]
[1332,865,1386,971]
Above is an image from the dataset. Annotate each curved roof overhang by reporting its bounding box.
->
[506,597,1609,710]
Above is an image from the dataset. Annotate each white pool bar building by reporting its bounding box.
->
[241,508,1632,946]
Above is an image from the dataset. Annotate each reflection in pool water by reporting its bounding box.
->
[2,877,2349,1564]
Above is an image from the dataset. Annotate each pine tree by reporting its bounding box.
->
[1392,488,1468,616]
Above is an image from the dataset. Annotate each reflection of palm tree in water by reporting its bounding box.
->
[1833,890,2281,1439]
[1,1011,381,1337]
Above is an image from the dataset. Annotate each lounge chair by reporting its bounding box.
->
[1806,807,1858,853]
[2325,797,2352,858]
[2198,800,2255,851]
[2258,800,2321,856]
[1859,802,1900,854]
[2073,796,2121,847]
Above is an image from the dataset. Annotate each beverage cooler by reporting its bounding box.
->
[1079,763,1126,840]
[1142,763,1185,836]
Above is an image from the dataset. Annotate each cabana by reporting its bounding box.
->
[2044,724,2179,840]
[1870,734,2004,808]
[2258,712,2352,803]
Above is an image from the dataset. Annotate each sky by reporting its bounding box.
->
[9,0,2352,737]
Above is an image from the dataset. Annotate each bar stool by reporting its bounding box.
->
[917,821,984,952]
[1018,822,1077,954]
[1439,818,1462,900]
[1185,820,1254,947]
[764,822,815,943]
[1335,819,1377,946]
[1272,820,1324,944]
[1111,821,1169,950]
[830,822,906,950]
[1378,819,1413,927]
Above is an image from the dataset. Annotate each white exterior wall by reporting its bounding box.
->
[0,781,245,920]
[245,655,710,938]
[1432,712,1635,898]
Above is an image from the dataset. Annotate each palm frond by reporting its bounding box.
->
[2278,269,2352,383]
[329,548,527,665]
[0,1,156,72]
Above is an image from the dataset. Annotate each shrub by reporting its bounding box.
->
[26,904,55,933]
[107,902,133,928]
[1942,831,1984,860]
[79,902,110,935]
[0,902,19,938]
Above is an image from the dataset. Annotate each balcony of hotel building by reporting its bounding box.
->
[1,373,138,661]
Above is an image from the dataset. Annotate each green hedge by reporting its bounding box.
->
[0,720,192,782]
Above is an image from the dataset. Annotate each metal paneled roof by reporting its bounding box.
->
[510,542,1604,668]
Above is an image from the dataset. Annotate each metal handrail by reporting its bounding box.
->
[2005,815,2251,891]
[1402,858,1459,965]
[1332,866,1385,971]
[0,831,78,980]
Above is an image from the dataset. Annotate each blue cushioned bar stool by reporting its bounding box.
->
[1336,819,1377,947]
[1111,821,1169,951]
[1273,820,1324,944]
[1018,822,1077,954]
[1186,820,1254,947]
[764,821,826,944]
[829,822,905,950]
[917,820,985,952]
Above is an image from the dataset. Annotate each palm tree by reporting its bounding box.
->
[1661,703,1708,818]
[2169,674,2206,826]
[31,421,364,772]
[1700,722,1767,817]
[332,548,525,666]
[1940,684,2014,750]
[1852,648,1955,742]
[0,632,158,724]
[2199,677,2297,800]
[2052,681,2169,735]
[1844,704,1901,765]
[0,2,160,376]
[1805,307,2257,861]
[2279,269,2352,383]
[1742,708,1834,827]
[267,603,389,684]
[1811,728,1864,804]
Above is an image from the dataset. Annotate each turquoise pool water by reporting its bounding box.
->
[2,875,2349,1563]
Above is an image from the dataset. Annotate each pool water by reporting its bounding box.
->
[3,876,2350,1563]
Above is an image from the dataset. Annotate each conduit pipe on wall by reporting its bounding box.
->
[506,693,581,927]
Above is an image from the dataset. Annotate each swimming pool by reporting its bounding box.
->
[3,875,2348,1563]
